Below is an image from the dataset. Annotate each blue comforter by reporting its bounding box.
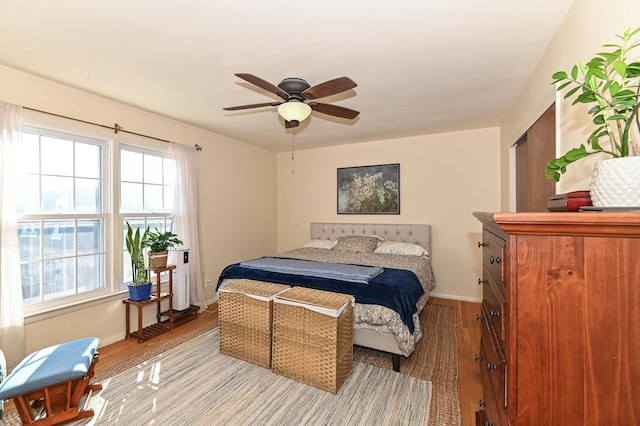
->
[217,257,424,333]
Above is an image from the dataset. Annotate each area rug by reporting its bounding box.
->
[2,304,460,425]
[78,328,430,425]
[354,303,461,425]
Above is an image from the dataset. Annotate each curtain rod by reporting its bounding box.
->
[23,106,202,151]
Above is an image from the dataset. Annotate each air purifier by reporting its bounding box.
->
[168,248,190,312]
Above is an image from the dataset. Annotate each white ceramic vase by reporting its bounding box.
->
[589,156,640,207]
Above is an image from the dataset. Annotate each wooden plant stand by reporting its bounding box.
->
[123,265,199,343]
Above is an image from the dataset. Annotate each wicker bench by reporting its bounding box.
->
[0,337,102,425]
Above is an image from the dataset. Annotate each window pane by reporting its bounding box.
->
[144,184,163,212]
[78,254,104,291]
[42,176,73,213]
[146,217,165,233]
[75,142,101,178]
[18,222,41,261]
[21,262,41,303]
[17,174,40,214]
[121,182,143,212]
[19,127,107,309]
[44,220,75,259]
[120,149,174,289]
[76,178,101,213]
[44,258,75,300]
[121,150,142,182]
[78,219,102,255]
[144,154,163,184]
[123,251,133,285]
[20,133,40,174]
[163,158,175,186]
[41,136,73,176]
[164,186,174,213]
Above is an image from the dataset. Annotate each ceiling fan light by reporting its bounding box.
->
[277,101,312,123]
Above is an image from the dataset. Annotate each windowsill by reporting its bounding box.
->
[25,291,129,325]
[24,277,175,325]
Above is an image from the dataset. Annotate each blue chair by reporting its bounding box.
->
[0,337,102,425]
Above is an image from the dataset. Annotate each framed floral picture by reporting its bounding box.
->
[337,163,400,214]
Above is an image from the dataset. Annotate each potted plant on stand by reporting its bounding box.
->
[125,221,152,301]
[545,27,640,207]
[144,228,183,270]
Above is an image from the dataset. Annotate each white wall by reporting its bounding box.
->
[0,65,277,353]
[500,0,640,206]
[277,127,501,302]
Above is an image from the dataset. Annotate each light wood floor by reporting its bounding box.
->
[5,298,482,425]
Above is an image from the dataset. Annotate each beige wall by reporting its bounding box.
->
[501,0,640,207]
[277,127,501,301]
[0,65,277,353]
[7,0,637,353]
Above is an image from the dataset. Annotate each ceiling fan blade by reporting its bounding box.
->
[302,77,357,100]
[235,73,290,100]
[310,102,360,119]
[223,102,281,111]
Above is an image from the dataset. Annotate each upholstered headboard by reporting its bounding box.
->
[310,223,431,256]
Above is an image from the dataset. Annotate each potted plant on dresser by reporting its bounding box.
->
[144,228,183,270]
[545,27,640,207]
[125,221,152,301]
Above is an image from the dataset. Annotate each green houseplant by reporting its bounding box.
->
[125,221,152,301]
[144,228,183,270]
[545,27,640,206]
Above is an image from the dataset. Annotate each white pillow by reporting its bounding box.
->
[302,239,337,249]
[374,240,429,257]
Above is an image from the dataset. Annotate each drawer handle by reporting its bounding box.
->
[474,354,483,362]
[490,309,501,318]
[489,255,502,265]
[487,362,497,371]
[476,314,484,321]
[485,421,495,426]
[478,241,487,248]
[479,399,486,407]
[478,278,488,285]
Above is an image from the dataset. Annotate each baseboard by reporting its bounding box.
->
[429,292,482,304]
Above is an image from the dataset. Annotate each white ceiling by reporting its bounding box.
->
[0,0,575,153]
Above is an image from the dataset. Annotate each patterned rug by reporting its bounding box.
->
[354,303,461,425]
[2,304,460,425]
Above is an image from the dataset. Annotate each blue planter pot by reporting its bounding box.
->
[128,282,152,301]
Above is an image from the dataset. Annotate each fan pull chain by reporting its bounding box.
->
[291,127,295,160]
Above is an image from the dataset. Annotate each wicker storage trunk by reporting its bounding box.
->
[272,287,354,393]
[218,280,290,368]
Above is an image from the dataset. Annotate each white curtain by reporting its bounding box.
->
[0,102,24,370]
[170,143,207,311]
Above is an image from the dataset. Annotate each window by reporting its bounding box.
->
[16,123,175,314]
[120,146,175,288]
[17,128,107,308]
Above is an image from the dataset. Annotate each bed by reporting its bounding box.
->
[216,223,436,371]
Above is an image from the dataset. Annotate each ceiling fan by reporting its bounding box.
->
[223,73,359,128]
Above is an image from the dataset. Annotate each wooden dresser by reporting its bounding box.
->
[473,212,640,426]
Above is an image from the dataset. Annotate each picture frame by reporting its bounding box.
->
[337,163,400,214]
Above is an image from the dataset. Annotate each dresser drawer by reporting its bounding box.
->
[480,305,507,410]
[482,230,506,293]
[482,279,506,346]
